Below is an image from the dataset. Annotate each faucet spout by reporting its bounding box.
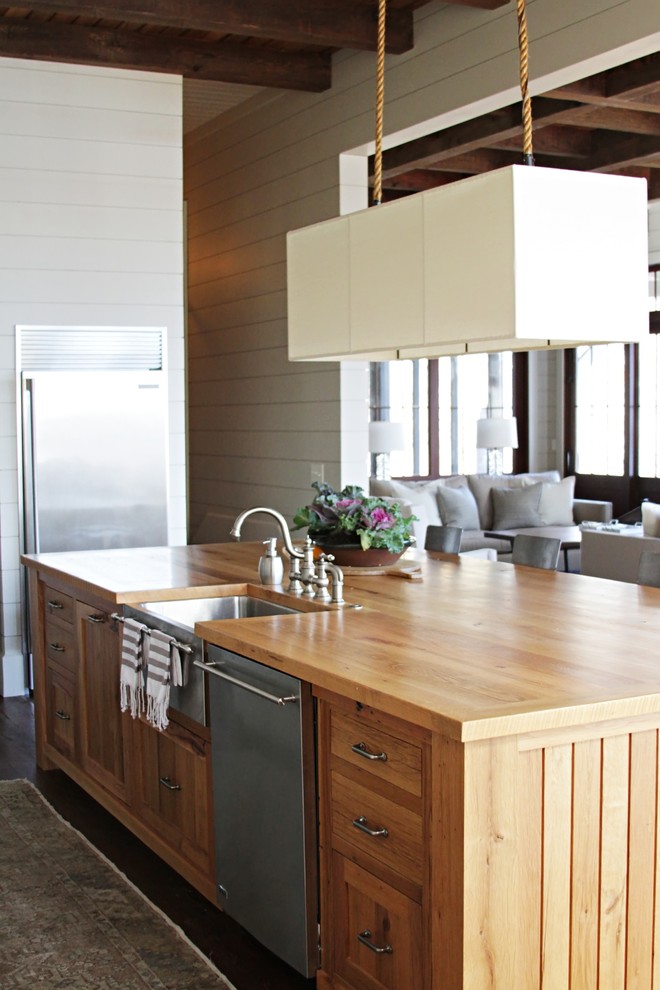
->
[230,507,302,559]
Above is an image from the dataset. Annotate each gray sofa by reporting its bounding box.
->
[370,472,613,557]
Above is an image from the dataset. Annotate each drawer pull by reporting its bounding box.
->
[47,600,64,610]
[352,741,387,762]
[55,709,71,721]
[358,930,393,955]
[49,642,65,652]
[159,776,181,792]
[352,815,389,838]
[86,614,106,624]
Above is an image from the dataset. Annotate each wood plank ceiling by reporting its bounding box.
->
[1,1,658,200]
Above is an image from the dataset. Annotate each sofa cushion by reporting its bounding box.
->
[491,483,543,529]
[436,485,481,530]
[389,479,444,527]
[539,476,576,525]
[467,471,560,530]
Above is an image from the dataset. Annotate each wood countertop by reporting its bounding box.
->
[23,542,660,742]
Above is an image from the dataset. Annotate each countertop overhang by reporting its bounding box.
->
[22,541,660,742]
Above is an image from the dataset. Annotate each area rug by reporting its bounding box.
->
[0,779,237,990]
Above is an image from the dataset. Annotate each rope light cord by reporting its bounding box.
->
[373,0,387,205]
[516,0,534,165]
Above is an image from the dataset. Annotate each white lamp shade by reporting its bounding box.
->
[369,420,406,453]
[476,417,518,449]
[287,165,649,361]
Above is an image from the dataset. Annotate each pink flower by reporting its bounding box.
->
[368,507,395,529]
[336,497,361,509]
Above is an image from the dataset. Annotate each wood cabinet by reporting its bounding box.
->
[317,695,430,990]
[30,573,215,903]
[76,599,130,803]
[42,583,79,762]
[133,715,213,878]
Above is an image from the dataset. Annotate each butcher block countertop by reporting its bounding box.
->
[22,541,660,742]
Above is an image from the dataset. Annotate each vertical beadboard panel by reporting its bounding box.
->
[626,730,658,988]
[570,738,602,989]
[599,735,630,990]
[0,58,184,695]
[541,744,572,989]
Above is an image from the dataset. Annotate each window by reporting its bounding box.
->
[565,265,660,515]
[573,343,626,476]
[370,352,516,478]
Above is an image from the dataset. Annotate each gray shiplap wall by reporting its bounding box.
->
[185,0,660,544]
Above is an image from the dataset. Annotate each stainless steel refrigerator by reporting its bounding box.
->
[21,370,169,554]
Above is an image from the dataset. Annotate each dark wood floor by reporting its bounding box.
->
[0,696,316,990]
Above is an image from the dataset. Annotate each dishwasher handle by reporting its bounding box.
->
[194,659,299,706]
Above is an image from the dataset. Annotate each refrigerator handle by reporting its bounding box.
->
[22,377,39,555]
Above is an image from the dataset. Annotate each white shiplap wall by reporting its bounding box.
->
[0,58,186,696]
[184,0,660,544]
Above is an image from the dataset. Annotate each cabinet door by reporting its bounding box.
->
[77,602,129,802]
[330,853,423,990]
[134,717,213,876]
[45,663,78,762]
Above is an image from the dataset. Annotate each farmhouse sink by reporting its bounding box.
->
[136,594,303,630]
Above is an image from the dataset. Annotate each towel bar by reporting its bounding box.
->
[111,612,194,655]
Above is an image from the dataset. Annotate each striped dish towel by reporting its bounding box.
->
[120,617,148,718]
[145,628,183,732]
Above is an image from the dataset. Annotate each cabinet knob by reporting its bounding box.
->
[352,815,389,838]
[352,741,387,762]
[55,709,71,721]
[159,776,182,792]
[357,930,393,954]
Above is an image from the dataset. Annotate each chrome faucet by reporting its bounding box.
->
[230,507,345,605]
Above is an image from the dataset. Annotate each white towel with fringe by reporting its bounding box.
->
[120,617,148,718]
[145,628,183,732]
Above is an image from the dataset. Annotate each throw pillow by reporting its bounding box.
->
[642,502,660,537]
[538,476,576,526]
[491,483,543,530]
[467,471,560,531]
[436,485,480,531]
[390,480,443,528]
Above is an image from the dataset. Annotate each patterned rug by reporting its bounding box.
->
[0,779,236,990]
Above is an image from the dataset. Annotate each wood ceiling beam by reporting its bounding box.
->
[0,18,331,89]
[377,98,582,176]
[16,0,414,53]
[587,133,660,173]
[492,125,594,158]
[545,53,660,111]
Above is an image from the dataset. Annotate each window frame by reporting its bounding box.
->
[371,352,528,481]
[563,264,660,516]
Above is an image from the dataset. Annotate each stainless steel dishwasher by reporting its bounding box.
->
[200,645,318,978]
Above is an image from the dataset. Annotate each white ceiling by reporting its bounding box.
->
[183,79,264,134]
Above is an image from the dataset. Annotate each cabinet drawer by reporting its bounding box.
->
[44,586,74,626]
[45,622,77,674]
[330,708,422,797]
[45,663,77,762]
[331,771,423,886]
[330,852,423,990]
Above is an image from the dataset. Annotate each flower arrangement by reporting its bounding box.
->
[293,483,416,554]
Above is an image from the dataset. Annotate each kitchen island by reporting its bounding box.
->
[23,541,660,990]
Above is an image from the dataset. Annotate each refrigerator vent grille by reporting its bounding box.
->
[19,327,164,370]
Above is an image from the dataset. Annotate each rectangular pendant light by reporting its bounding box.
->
[287,165,649,361]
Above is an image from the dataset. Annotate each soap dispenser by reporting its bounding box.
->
[258,538,284,586]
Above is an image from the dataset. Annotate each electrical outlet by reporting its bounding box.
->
[310,463,325,485]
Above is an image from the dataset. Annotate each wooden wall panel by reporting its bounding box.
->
[516,726,660,990]
[541,744,572,989]
[570,738,601,989]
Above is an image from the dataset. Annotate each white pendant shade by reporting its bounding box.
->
[287,165,649,361]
